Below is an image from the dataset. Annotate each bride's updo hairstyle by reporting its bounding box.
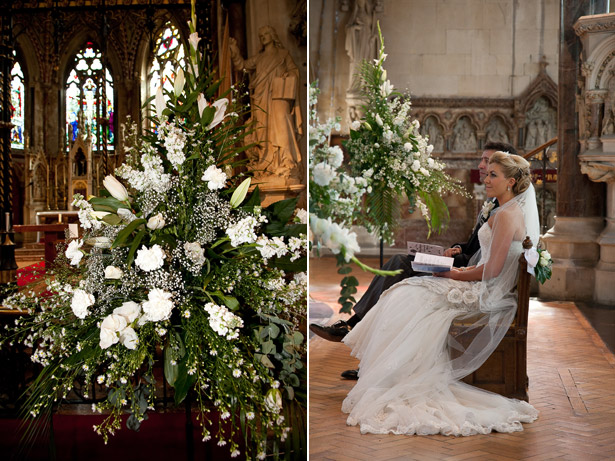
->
[488,151,531,195]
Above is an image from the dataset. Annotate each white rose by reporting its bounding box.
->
[103,175,129,201]
[447,288,463,304]
[135,244,165,272]
[99,327,118,350]
[119,327,139,350]
[113,301,141,323]
[264,388,283,413]
[104,265,123,279]
[184,242,206,266]
[327,146,344,168]
[295,209,308,224]
[350,120,361,131]
[312,162,336,186]
[142,288,174,322]
[65,239,84,266]
[201,165,227,190]
[71,289,95,319]
[147,213,165,230]
[462,289,478,305]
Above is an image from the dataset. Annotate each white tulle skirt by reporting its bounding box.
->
[342,278,538,436]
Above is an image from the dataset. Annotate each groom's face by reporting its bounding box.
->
[478,149,497,182]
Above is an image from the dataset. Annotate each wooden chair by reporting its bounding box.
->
[449,236,533,401]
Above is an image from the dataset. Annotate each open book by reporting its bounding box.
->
[411,252,454,273]
[407,241,444,256]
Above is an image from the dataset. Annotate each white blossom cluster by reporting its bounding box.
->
[255,234,306,263]
[172,241,207,275]
[160,122,187,169]
[116,142,172,194]
[203,302,243,340]
[72,194,104,231]
[226,215,265,247]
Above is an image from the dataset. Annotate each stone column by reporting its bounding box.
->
[539,1,607,302]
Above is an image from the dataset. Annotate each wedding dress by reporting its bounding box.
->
[342,187,540,436]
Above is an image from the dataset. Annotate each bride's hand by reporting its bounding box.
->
[433,268,462,279]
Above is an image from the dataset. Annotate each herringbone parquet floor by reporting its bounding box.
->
[309,256,615,460]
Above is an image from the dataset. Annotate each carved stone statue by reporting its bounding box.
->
[524,97,556,149]
[229,26,303,184]
[452,117,477,152]
[486,117,510,144]
[420,116,445,152]
[345,0,378,94]
[601,79,615,136]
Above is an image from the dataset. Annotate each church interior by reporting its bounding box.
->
[0,0,614,459]
[309,0,615,459]
[0,0,307,458]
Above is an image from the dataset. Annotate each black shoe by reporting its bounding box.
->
[341,369,359,380]
[309,320,350,342]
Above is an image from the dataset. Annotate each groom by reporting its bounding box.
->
[310,142,518,378]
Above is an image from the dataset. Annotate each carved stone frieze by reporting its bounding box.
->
[574,13,615,37]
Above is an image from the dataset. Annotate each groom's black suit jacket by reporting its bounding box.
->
[352,199,499,319]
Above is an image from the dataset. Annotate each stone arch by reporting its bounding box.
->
[585,34,615,90]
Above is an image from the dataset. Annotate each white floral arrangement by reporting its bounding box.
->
[524,247,553,284]
[481,200,496,220]
[343,23,468,243]
[1,6,307,458]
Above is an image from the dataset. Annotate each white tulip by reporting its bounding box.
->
[103,175,129,201]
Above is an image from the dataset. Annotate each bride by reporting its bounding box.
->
[342,152,540,436]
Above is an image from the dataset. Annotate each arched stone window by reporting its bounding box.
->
[65,42,114,152]
[148,21,185,114]
[10,58,25,149]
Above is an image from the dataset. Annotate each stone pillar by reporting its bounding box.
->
[540,1,607,302]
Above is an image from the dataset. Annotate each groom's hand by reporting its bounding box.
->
[443,247,462,258]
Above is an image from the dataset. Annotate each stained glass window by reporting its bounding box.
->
[149,22,185,113]
[10,60,25,149]
[65,42,114,151]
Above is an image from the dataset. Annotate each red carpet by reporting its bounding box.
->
[0,412,240,460]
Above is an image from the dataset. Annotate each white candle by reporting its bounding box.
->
[5,212,9,232]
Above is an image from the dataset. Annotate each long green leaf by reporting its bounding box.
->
[112,219,146,248]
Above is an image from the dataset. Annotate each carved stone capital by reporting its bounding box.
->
[579,160,615,183]
[586,89,609,104]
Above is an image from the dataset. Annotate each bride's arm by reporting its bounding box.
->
[435,208,518,281]
[433,265,483,281]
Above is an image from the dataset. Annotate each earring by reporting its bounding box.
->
[507,186,511,191]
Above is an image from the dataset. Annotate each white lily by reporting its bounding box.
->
[174,68,185,97]
[189,32,201,52]
[103,175,129,201]
[197,93,207,117]
[206,98,229,130]
[155,86,165,119]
